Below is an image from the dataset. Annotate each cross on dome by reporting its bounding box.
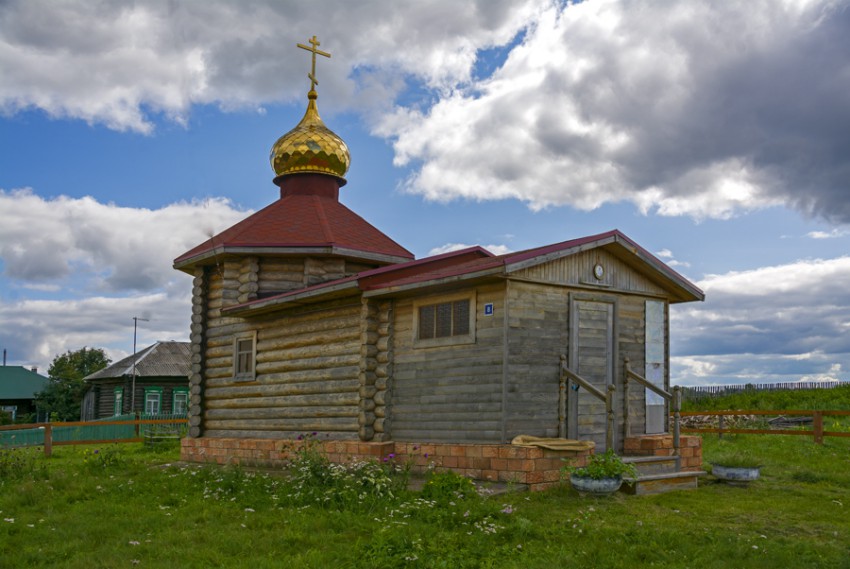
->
[297,35,331,94]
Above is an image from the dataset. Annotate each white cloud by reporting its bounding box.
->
[428,242,513,256]
[0,0,539,130]
[3,1,849,222]
[0,188,247,289]
[807,229,849,239]
[671,257,850,385]
[0,188,249,368]
[376,1,850,222]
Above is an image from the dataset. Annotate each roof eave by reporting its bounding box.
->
[362,267,506,298]
[222,279,362,317]
[174,245,412,273]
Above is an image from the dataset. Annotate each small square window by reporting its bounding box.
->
[234,333,257,380]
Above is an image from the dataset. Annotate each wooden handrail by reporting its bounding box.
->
[623,357,681,464]
[559,355,615,450]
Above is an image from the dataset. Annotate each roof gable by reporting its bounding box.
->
[85,342,191,381]
[0,366,49,399]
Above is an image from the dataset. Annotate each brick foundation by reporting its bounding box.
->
[181,437,593,492]
[623,434,703,471]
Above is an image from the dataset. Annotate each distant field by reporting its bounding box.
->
[2,433,849,568]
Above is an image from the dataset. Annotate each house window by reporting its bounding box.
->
[172,388,189,415]
[144,387,162,415]
[234,332,257,380]
[413,293,476,348]
[113,388,124,416]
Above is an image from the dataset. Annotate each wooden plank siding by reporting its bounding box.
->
[503,251,666,451]
[390,283,506,442]
[503,281,567,441]
[510,248,667,297]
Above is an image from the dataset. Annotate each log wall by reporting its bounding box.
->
[199,257,363,439]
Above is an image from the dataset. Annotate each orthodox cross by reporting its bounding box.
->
[297,35,331,92]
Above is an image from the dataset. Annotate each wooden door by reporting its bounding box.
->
[568,295,616,449]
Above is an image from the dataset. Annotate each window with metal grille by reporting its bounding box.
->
[418,299,471,340]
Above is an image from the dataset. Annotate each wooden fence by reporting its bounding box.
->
[678,409,850,444]
[682,381,847,400]
[0,414,188,456]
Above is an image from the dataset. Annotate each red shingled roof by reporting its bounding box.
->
[174,186,413,269]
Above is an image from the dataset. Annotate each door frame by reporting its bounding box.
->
[567,292,619,449]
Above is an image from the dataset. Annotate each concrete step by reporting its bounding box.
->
[621,470,705,496]
[622,455,678,476]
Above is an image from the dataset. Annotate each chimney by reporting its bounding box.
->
[31,366,37,373]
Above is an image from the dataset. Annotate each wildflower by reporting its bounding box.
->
[128,541,140,546]
[501,505,514,514]
[4,518,14,523]
[244,508,255,513]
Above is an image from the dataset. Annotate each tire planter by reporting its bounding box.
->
[711,464,761,484]
[569,475,623,495]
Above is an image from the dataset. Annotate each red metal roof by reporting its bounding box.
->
[222,229,704,316]
[174,187,413,268]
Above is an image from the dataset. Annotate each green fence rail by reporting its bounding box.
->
[0,414,188,451]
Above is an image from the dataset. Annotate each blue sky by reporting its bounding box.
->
[1,0,848,385]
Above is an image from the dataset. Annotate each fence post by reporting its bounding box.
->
[718,415,724,439]
[813,411,824,444]
[43,424,52,457]
[134,413,140,438]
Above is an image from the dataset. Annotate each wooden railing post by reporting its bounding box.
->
[606,384,616,451]
[718,414,725,439]
[134,413,141,438]
[558,355,567,439]
[623,357,631,439]
[43,424,52,457]
[672,386,682,460]
[813,411,824,444]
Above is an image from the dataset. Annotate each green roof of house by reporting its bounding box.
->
[0,366,49,400]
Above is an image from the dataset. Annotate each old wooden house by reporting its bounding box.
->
[176,38,705,488]
[81,341,191,420]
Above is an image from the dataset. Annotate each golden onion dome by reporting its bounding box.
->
[270,89,350,184]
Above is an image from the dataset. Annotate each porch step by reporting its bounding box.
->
[622,455,678,476]
[621,470,705,496]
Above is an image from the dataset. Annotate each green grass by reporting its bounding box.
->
[2,436,849,568]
